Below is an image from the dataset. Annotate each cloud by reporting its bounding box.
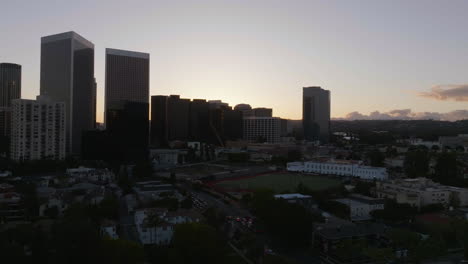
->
[419,84,468,101]
[338,109,468,122]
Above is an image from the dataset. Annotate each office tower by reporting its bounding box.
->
[10,96,66,161]
[233,104,252,112]
[302,86,330,142]
[40,31,95,155]
[253,107,273,117]
[189,99,210,142]
[167,95,190,141]
[105,48,149,161]
[234,104,272,118]
[223,109,243,140]
[280,118,288,136]
[0,63,21,154]
[243,117,281,143]
[150,95,168,147]
[92,78,97,129]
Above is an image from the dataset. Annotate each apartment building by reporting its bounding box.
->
[375,178,468,208]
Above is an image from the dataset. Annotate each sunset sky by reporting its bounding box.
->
[1,0,468,122]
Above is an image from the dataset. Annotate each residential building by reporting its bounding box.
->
[105,48,150,161]
[135,208,202,245]
[287,160,388,180]
[40,31,95,155]
[0,183,24,222]
[375,178,468,208]
[243,117,281,143]
[10,96,66,161]
[151,95,243,146]
[303,86,330,142]
[149,149,188,167]
[133,180,178,203]
[334,194,384,221]
[66,167,115,183]
[313,222,388,264]
[100,220,119,240]
[439,135,468,149]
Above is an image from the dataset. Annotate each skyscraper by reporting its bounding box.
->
[150,95,168,147]
[40,31,95,155]
[0,63,21,153]
[167,95,190,142]
[10,96,66,161]
[303,86,330,142]
[105,48,149,161]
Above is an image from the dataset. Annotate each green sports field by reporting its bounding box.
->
[214,172,341,192]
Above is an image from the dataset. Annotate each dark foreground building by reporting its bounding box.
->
[0,63,21,155]
[105,48,150,161]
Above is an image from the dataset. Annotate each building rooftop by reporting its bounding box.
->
[106,48,150,59]
[274,193,312,199]
[41,31,94,48]
[315,223,387,240]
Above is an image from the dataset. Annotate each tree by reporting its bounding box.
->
[370,200,417,223]
[404,150,429,178]
[319,200,350,219]
[98,239,145,264]
[180,196,193,209]
[434,152,458,184]
[145,212,167,245]
[133,161,153,179]
[263,255,297,264]
[412,237,446,262]
[252,190,315,248]
[354,181,375,196]
[169,223,227,264]
[287,150,302,162]
[366,150,385,167]
[387,228,420,250]
[449,192,461,208]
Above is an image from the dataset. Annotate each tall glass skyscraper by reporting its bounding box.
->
[40,31,95,155]
[105,48,149,161]
[303,86,330,142]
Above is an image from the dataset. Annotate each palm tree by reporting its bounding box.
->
[145,211,166,244]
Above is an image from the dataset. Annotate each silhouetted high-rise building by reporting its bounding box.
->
[303,86,330,142]
[252,107,272,117]
[105,48,149,161]
[40,31,95,155]
[223,109,243,141]
[150,95,168,147]
[167,95,190,141]
[0,63,21,154]
[189,99,210,142]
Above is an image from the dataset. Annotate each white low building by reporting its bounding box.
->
[135,208,203,245]
[287,160,388,180]
[100,220,119,240]
[335,194,385,221]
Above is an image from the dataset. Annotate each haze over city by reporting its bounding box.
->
[1,0,468,122]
